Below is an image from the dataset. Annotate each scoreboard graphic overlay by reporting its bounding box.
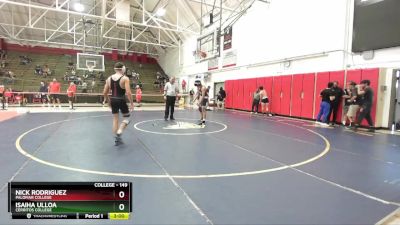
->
[8,182,132,220]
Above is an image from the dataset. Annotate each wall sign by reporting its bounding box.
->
[223,26,233,51]
[222,50,237,68]
[208,58,219,71]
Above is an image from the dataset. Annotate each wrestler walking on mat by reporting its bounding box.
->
[103,62,134,146]
[196,80,208,126]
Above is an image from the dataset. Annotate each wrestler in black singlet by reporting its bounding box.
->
[200,87,209,107]
[109,75,129,115]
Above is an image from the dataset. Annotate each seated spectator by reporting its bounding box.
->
[69,75,77,83]
[137,80,143,89]
[125,68,132,78]
[98,72,105,81]
[7,70,15,80]
[131,72,138,80]
[67,62,75,71]
[2,70,15,84]
[83,72,89,79]
[64,72,68,81]
[81,81,88,93]
[20,55,32,65]
[34,65,42,75]
[0,49,6,59]
[1,59,7,68]
[43,65,51,77]
[76,77,82,85]
[153,80,160,88]
[84,69,96,79]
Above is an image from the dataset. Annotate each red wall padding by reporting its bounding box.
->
[243,78,257,111]
[256,77,273,113]
[225,80,233,108]
[141,54,148,64]
[346,69,362,84]
[111,49,118,61]
[280,75,292,116]
[272,76,282,114]
[301,73,315,119]
[132,54,138,62]
[291,74,304,117]
[231,80,239,109]
[237,80,245,110]
[223,68,380,127]
[291,73,315,119]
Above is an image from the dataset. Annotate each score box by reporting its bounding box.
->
[8,182,132,220]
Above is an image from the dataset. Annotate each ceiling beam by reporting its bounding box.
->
[178,0,200,28]
[0,0,197,35]
[103,35,177,48]
[187,0,239,13]
[14,1,57,37]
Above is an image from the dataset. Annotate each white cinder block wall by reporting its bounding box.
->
[159,0,349,80]
[157,0,400,127]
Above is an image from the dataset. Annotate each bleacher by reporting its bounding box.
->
[1,51,166,103]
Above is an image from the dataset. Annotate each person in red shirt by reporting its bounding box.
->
[181,79,186,92]
[136,85,142,107]
[67,82,77,110]
[48,78,61,109]
[4,87,12,109]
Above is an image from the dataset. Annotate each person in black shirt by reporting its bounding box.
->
[39,81,49,107]
[316,82,335,126]
[0,85,4,110]
[327,81,344,126]
[217,87,226,110]
[251,88,260,114]
[354,80,374,132]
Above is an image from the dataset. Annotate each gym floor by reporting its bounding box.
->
[0,108,399,225]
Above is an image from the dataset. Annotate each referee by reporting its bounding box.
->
[164,76,179,121]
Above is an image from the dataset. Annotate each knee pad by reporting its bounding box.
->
[122,119,130,125]
[122,114,130,125]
